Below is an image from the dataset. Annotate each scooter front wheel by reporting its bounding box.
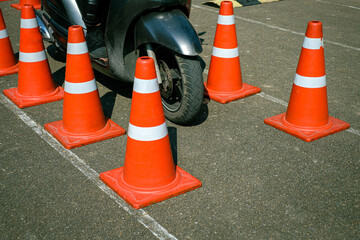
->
[155,49,204,125]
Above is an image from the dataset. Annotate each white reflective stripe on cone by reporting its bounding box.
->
[218,15,235,25]
[64,79,98,94]
[20,18,38,29]
[67,42,88,55]
[302,37,324,50]
[133,77,159,94]
[294,74,326,88]
[19,51,47,62]
[0,29,8,39]
[128,122,168,141]
[212,46,239,58]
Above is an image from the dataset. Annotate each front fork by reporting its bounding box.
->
[146,44,162,84]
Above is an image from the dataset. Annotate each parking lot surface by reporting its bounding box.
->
[1,0,359,239]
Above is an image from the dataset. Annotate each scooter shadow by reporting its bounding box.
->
[52,67,66,86]
[168,126,178,166]
[94,71,133,99]
[46,44,66,63]
[94,71,133,119]
[99,91,117,119]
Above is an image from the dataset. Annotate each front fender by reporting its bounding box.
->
[135,9,202,56]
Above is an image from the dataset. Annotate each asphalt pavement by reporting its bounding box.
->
[0,0,359,239]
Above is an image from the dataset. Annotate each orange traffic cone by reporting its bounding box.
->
[44,25,125,149]
[0,8,19,77]
[11,0,41,10]
[204,1,261,104]
[3,4,64,108]
[264,21,350,142]
[100,57,202,209]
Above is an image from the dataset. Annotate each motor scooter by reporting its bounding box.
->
[35,0,204,125]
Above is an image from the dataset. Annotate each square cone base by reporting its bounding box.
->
[3,87,64,108]
[11,3,42,10]
[264,113,350,142]
[0,62,19,77]
[44,119,126,149]
[204,82,261,104]
[99,166,202,209]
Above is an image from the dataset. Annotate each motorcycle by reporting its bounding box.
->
[35,0,204,125]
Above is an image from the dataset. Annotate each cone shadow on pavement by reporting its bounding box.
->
[44,25,125,149]
[46,44,67,63]
[100,91,117,119]
[100,57,201,209]
[168,126,178,166]
[264,21,350,142]
[51,66,66,87]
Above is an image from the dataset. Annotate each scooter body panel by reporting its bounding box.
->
[106,9,202,83]
[42,0,85,26]
[39,0,202,83]
[103,0,162,82]
[41,0,85,48]
[135,9,202,56]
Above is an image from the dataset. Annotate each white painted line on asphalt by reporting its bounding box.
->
[192,4,360,51]
[316,0,360,10]
[257,92,288,107]
[0,94,177,240]
[202,69,360,137]
[347,127,360,137]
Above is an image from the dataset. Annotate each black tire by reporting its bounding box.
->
[155,48,204,125]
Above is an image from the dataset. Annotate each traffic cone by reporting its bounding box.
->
[100,57,202,209]
[3,4,64,108]
[204,1,261,104]
[0,8,19,77]
[11,0,41,10]
[44,25,125,149]
[264,21,350,142]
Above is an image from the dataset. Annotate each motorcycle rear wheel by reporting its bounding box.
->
[154,47,204,125]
